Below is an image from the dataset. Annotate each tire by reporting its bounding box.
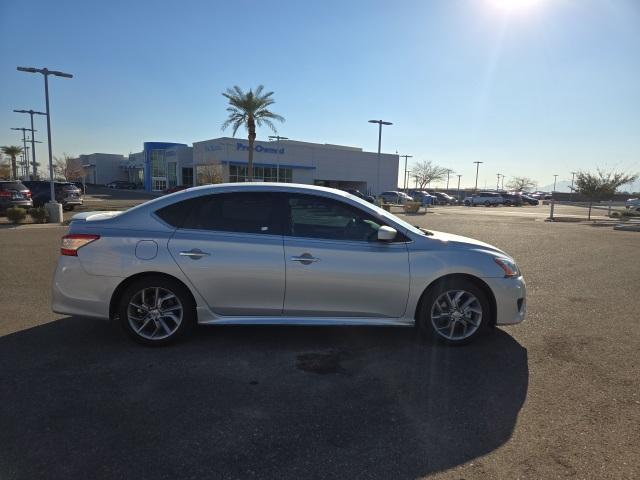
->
[464,200,471,206]
[417,278,491,345]
[484,200,491,207]
[117,276,196,346]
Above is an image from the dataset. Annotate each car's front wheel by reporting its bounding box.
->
[418,279,490,345]
[117,276,195,346]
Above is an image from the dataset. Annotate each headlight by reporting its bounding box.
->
[494,257,520,277]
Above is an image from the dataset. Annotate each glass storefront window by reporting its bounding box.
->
[167,162,177,188]
[151,150,166,177]
[229,165,292,183]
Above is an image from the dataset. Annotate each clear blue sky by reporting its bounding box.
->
[1,0,639,191]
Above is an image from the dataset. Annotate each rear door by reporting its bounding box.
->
[281,193,410,318]
[165,192,286,316]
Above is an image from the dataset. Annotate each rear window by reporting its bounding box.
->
[0,182,27,191]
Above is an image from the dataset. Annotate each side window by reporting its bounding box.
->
[286,194,384,242]
[186,193,281,234]
[157,193,282,234]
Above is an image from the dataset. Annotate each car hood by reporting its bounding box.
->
[426,230,507,256]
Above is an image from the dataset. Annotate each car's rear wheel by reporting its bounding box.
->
[484,200,491,207]
[418,279,490,345]
[117,276,195,346]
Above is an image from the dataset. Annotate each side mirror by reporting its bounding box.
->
[377,226,397,242]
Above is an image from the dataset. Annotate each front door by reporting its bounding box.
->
[167,192,285,316]
[281,194,410,318]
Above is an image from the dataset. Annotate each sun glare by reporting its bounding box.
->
[488,0,543,12]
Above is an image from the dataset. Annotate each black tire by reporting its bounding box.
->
[484,200,491,207]
[464,200,471,206]
[117,276,196,346]
[417,278,491,345]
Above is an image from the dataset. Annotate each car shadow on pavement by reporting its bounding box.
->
[0,317,528,480]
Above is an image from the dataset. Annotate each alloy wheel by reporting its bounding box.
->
[430,290,483,341]
[127,287,183,341]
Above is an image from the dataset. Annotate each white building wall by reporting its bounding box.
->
[78,153,127,184]
[192,137,398,194]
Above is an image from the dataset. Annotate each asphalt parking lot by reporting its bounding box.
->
[1,204,639,479]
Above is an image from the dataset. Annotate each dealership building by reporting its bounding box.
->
[76,137,399,194]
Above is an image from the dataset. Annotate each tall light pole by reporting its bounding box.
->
[496,173,501,191]
[17,66,73,210]
[445,169,453,191]
[14,109,47,178]
[473,161,483,192]
[501,174,505,190]
[368,119,392,194]
[268,135,288,182]
[10,127,31,179]
[457,174,462,201]
[553,174,558,193]
[570,171,577,198]
[399,154,412,191]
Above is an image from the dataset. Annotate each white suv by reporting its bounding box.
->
[464,192,504,207]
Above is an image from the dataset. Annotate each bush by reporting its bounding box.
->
[29,206,48,223]
[6,207,27,224]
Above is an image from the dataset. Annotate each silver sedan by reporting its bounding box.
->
[52,183,526,346]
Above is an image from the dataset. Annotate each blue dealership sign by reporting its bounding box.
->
[236,142,284,155]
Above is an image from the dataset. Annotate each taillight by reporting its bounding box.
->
[61,234,100,256]
[0,191,11,198]
[23,190,31,198]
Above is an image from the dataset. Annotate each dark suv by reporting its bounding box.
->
[500,192,524,206]
[0,181,33,214]
[23,181,84,211]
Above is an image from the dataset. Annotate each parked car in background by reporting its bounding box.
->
[408,190,436,205]
[23,181,84,211]
[52,183,526,346]
[499,192,524,206]
[345,189,375,203]
[625,198,640,212]
[106,180,137,189]
[164,185,189,194]
[463,192,504,206]
[531,191,552,200]
[432,192,457,205]
[0,181,33,214]
[520,194,539,206]
[379,191,413,205]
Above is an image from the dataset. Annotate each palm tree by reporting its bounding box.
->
[221,85,284,181]
[1,146,23,180]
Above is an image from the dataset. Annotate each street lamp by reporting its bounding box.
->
[17,66,73,221]
[368,119,393,194]
[553,174,558,193]
[473,161,483,192]
[10,127,33,179]
[570,171,577,198]
[496,173,501,191]
[14,109,47,178]
[268,135,288,182]
[457,174,462,201]
[399,154,413,191]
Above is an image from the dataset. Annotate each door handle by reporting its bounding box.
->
[290,253,319,265]
[179,249,210,259]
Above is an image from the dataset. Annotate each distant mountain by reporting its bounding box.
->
[538,178,640,194]
[538,180,573,193]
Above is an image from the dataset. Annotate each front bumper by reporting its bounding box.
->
[484,275,526,325]
[52,256,121,319]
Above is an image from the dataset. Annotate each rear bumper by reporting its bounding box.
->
[52,256,121,319]
[484,276,527,325]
